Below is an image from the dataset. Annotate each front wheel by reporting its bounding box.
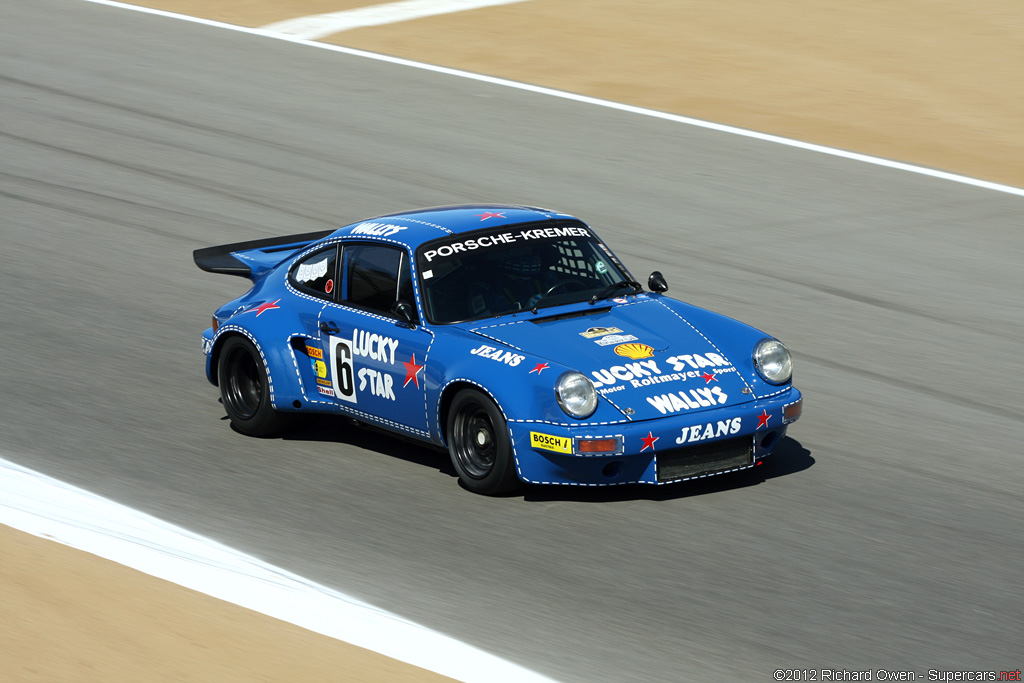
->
[218,335,293,437]
[446,389,521,495]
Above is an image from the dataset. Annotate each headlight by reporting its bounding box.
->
[753,339,792,385]
[555,371,598,419]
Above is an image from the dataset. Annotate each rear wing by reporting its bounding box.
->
[193,230,334,281]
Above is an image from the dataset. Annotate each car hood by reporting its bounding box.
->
[467,298,758,420]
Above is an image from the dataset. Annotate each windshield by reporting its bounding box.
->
[416,221,634,324]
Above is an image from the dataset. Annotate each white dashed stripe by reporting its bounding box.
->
[652,299,756,396]
[215,325,277,406]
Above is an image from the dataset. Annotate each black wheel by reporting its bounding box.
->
[446,389,521,495]
[218,335,292,437]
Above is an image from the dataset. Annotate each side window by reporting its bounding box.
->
[342,244,415,318]
[290,246,338,299]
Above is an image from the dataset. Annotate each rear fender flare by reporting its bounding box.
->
[208,326,305,411]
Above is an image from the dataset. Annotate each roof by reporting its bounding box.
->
[327,204,581,249]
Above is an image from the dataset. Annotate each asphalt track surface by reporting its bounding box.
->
[3,1,1023,681]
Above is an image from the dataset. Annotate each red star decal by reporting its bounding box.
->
[402,354,424,388]
[701,372,717,383]
[476,212,505,221]
[529,362,549,374]
[757,409,771,429]
[247,299,280,316]
[640,431,659,452]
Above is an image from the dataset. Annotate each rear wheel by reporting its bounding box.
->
[218,335,292,437]
[447,389,521,495]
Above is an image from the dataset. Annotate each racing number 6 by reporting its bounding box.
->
[329,336,357,404]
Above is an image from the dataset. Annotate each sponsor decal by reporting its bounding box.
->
[403,354,424,388]
[591,359,660,387]
[201,337,213,355]
[595,261,608,274]
[612,297,628,303]
[305,345,323,360]
[470,344,524,367]
[757,409,771,429]
[243,299,280,316]
[476,212,506,220]
[296,256,328,283]
[589,358,736,389]
[665,353,729,371]
[358,367,395,400]
[598,385,625,395]
[594,334,638,346]
[316,377,332,387]
[352,329,399,364]
[675,418,741,445]
[317,386,335,397]
[325,330,410,401]
[350,221,406,237]
[640,431,659,452]
[614,343,654,360]
[580,326,623,339]
[646,387,728,414]
[529,362,549,374]
[517,226,589,240]
[328,336,357,404]
[310,359,328,379]
[530,431,572,454]
[325,279,334,294]
[421,225,591,262]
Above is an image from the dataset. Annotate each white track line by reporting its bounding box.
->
[262,0,533,40]
[0,456,558,683]
[76,0,1024,198]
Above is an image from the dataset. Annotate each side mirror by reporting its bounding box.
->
[391,300,417,327]
[648,271,668,293]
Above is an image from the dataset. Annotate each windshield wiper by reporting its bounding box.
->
[589,280,642,304]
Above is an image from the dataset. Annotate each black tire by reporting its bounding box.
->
[218,335,292,437]
[446,389,522,496]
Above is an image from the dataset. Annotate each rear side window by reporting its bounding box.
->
[290,246,338,298]
[341,244,415,319]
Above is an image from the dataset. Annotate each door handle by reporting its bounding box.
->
[319,321,340,334]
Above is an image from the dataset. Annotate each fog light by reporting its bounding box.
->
[577,437,622,455]
[602,461,622,477]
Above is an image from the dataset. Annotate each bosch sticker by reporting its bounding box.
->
[530,431,572,454]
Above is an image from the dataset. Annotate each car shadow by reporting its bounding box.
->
[277,415,459,478]
[521,436,814,503]
[269,415,813,501]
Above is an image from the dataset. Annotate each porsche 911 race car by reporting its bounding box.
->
[194,204,802,495]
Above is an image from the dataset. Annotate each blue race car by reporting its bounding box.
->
[194,205,802,495]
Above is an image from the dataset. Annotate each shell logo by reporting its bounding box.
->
[613,343,654,359]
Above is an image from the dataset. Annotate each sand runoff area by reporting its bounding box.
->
[5,1,1023,681]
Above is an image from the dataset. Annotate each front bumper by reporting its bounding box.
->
[510,388,802,486]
